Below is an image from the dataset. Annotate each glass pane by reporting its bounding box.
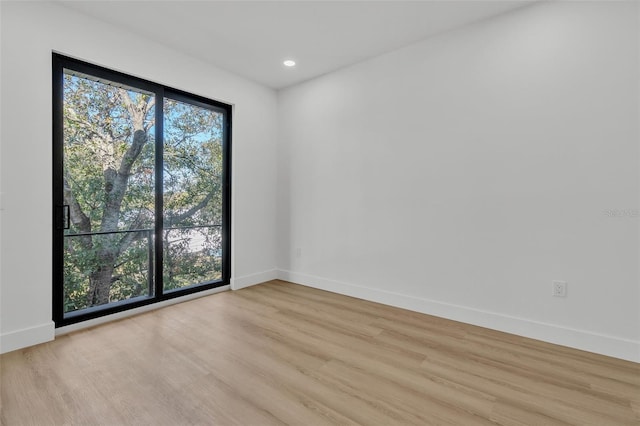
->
[163,97,224,291]
[63,232,154,313]
[62,71,156,314]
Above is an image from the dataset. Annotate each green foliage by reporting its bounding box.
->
[63,73,224,312]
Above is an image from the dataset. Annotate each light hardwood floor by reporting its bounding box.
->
[1,280,639,425]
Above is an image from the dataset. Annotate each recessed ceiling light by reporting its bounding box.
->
[283,60,296,67]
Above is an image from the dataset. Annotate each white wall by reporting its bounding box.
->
[277,2,640,362]
[0,1,278,352]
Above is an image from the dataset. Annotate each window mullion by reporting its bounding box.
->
[154,88,165,299]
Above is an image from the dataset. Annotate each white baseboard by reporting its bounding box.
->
[231,269,278,290]
[277,270,640,363]
[0,321,55,354]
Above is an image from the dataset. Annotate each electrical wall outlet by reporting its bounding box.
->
[552,280,567,297]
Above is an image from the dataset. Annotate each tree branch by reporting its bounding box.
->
[63,176,93,251]
[98,90,149,232]
[118,90,147,178]
[165,191,215,227]
[116,211,152,257]
[63,176,92,234]
[119,88,135,113]
[145,97,155,115]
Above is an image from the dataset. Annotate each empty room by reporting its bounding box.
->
[1,0,639,424]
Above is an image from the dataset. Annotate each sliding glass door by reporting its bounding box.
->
[53,54,231,326]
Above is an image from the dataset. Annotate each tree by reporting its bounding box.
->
[63,73,223,312]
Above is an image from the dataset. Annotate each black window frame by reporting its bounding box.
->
[52,53,232,327]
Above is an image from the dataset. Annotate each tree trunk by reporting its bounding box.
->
[88,256,116,306]
[88,96,149,305]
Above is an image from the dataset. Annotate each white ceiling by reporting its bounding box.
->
[59,1,535,90]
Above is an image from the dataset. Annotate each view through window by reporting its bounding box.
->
[53,54,231,326]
